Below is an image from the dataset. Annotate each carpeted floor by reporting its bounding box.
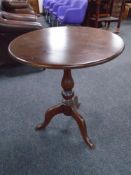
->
[0,19,131,175]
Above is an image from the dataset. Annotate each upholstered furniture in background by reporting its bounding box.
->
[1,0,35,14]
[43,0,88,26]
[0,1,42,66]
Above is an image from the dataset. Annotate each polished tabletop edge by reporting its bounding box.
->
[8,26,125,69]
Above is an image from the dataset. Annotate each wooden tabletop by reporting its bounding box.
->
[8,26,124,69]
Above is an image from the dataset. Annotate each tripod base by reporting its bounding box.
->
[36,103,95,149]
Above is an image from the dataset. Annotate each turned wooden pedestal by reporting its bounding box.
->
[36,69,94,148]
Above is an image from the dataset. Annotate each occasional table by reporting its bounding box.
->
[9,27,124,149]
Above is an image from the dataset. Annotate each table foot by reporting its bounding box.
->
[35,104,64,130]
[71,106,95,149]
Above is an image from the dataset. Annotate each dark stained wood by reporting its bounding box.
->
[9,26,124,69]
[36,69,95,149]
[9,26,124,148]
[87,0,125,33]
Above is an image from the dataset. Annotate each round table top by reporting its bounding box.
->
[9,26,124,69]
